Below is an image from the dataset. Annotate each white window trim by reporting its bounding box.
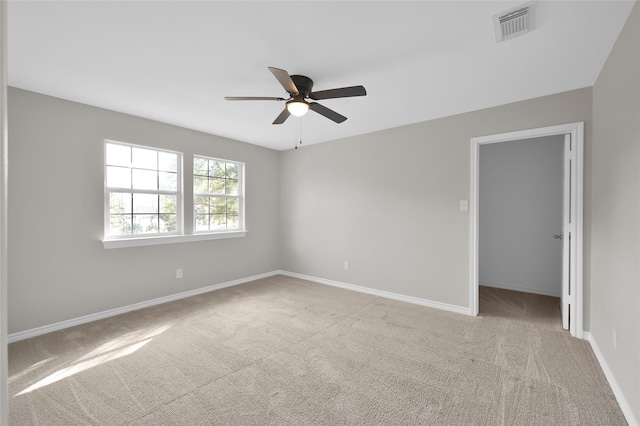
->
[103,140,184,242]
[193,155,246,235]
[102,230,247,249]
[102,142,248,249]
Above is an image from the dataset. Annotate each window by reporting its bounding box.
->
[105,141,181,238]
[193,156,244,233]
[103,141,245,248]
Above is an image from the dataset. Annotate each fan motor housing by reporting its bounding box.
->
[290,75,313,98]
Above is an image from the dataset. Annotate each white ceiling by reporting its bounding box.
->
[7,1,636,151]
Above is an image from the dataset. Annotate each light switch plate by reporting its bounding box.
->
[459,200,469,211]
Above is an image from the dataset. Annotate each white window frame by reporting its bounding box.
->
[103,140,183,242]
[102,142,247,249]
[193,155,245,235]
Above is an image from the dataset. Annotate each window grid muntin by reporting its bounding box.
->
[105,141,182,239]
[193,155,244,233]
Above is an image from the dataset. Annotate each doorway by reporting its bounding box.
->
[469,123,584,338]
[478,135,564,328]
[479,135,564,297]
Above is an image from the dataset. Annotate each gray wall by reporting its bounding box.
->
[7,88,595,331]
[8,88,281,333]
[479,136,564,297]
[591,2,640,422]
[280,88,592,310]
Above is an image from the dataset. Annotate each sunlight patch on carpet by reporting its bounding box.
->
[16,323,173,396]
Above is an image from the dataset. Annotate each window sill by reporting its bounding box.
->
[102,231,247,249]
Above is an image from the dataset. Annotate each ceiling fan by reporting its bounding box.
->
[225,67,367,125]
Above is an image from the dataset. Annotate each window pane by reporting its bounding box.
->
[107,166,131,189]
[227,198,238,214]
[195,214,210,231]
[210,197,226,214]
[106,144,131,167]
[194,176,209,194]
[109,215,132,236]
[158,152,177,172]
[210,178,225,194]
[110,192,132,214]
[133,214,158,234]
[159,214,177,233]
[225,179,238,195]
[194,196,209,214]
[210,161,225,178]
[194,157,208,176]
[132,147,157,170]
[133,193,158,214]
[159,195,177,213]
[132,169,157,190]
[159,171,177,191]
[227,214,239,229]
[225,163,238,179]
[211,214,227,230]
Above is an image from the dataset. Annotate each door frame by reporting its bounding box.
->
[0,0,8,421]
[469,122,584,338]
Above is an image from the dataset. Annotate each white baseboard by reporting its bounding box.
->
[479,281,561,298]
[584,331,639,426]
[9,270,472,343]
[278,270,471,316]
[8,270,281,343]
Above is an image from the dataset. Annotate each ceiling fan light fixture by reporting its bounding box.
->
[287,100,309,117]
[225,67,366,125]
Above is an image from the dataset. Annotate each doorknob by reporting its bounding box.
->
[554,234,563,240]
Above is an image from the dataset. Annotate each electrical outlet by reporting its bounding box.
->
[344,261,350,271]
[612,329,617,350]
[176,268,183,279]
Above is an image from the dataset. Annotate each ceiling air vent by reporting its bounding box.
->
[493,1,536,42]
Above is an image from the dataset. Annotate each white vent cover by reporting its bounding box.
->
[493,1,536,42]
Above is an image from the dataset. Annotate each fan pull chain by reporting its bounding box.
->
[295,117,303,150]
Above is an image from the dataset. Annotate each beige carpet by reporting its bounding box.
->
[9,276,626,425]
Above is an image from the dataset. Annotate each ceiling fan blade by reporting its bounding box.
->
[268,67,299,96]
[309,102,347,123]
[224,96,285,101]
[273,108,291,125]
[309,85,366,100]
